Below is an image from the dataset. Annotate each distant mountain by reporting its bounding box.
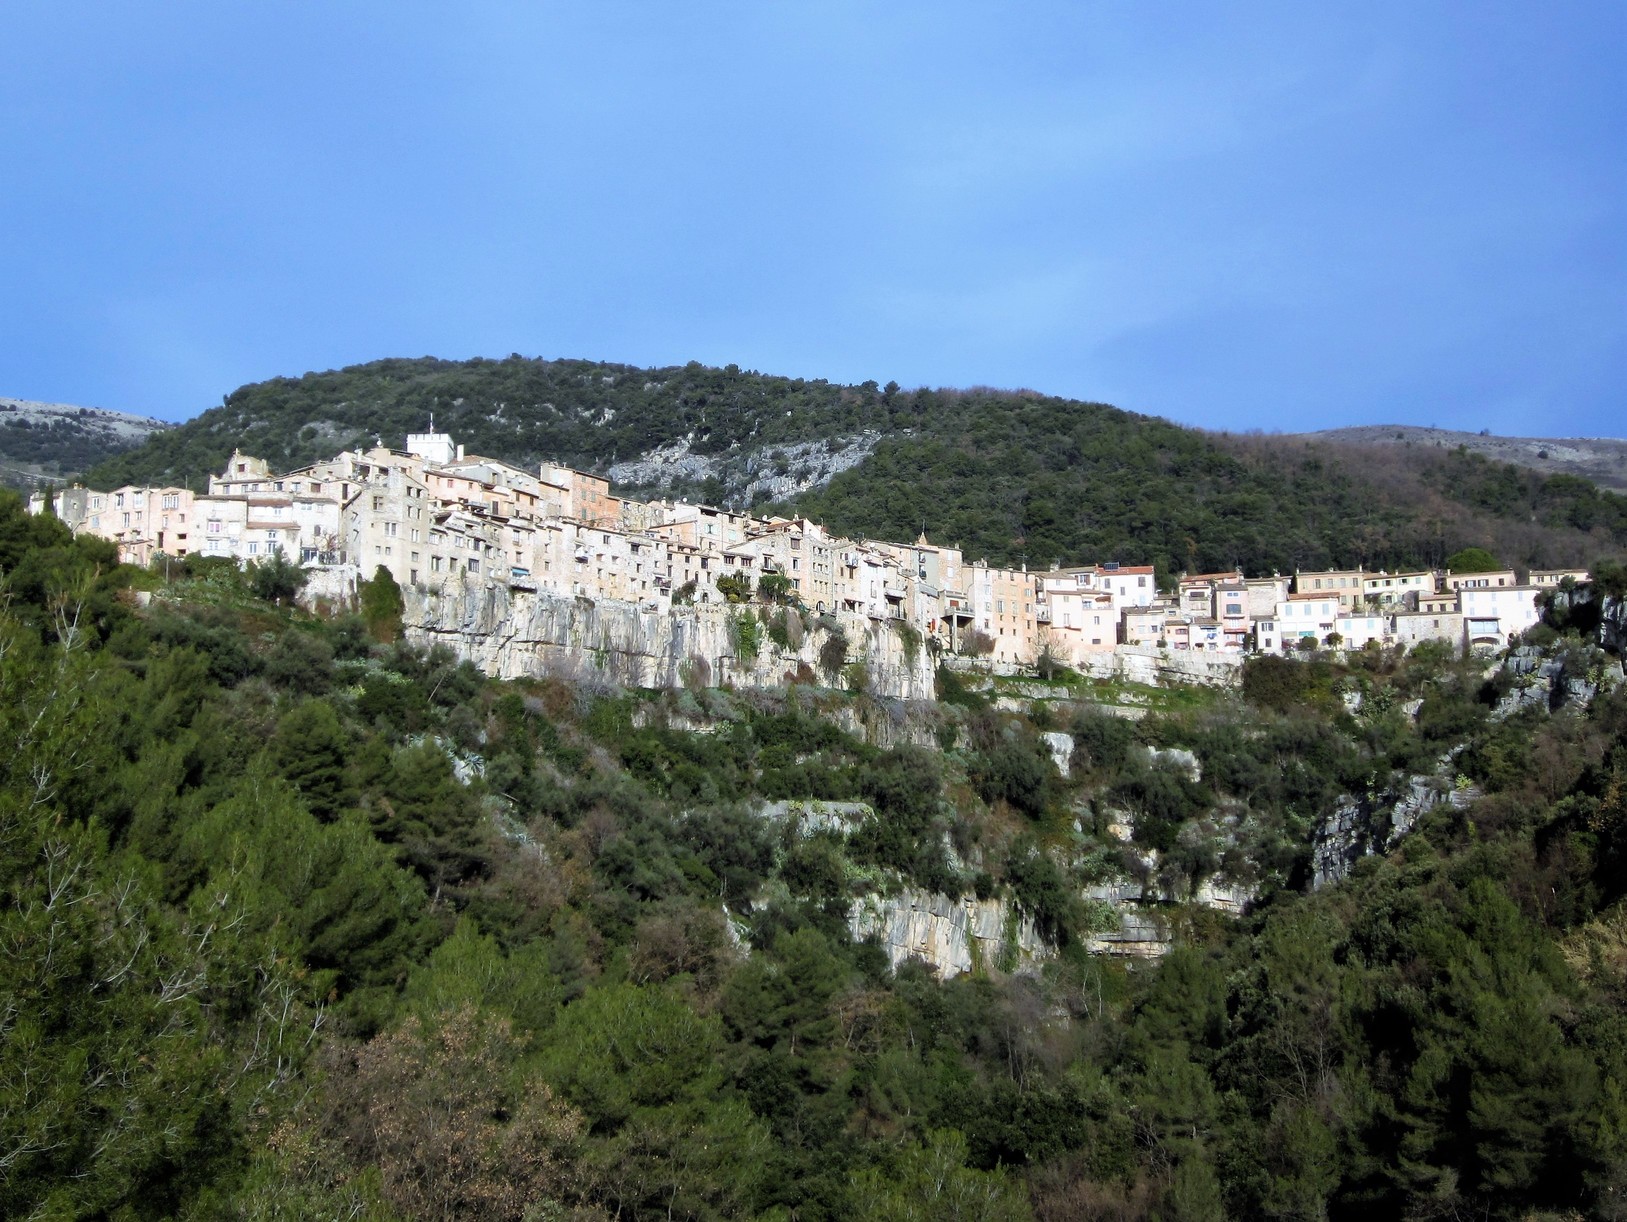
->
[0,398,171,489]
[87,355,1627,579]
[1296,424,1627,492]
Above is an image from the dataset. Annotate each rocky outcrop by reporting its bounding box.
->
[400,584,936,700]
[1603,596,1627,655]
[1497,641,1626,719]
[607,432,883,505]
[948,645,1242,690]
[1146,746,1202,783]
[1312,766,1478,888]
[1083,909,1170,958]
[848,890,1051,978]
[760,799,874,837]
[1042,732,1075,777]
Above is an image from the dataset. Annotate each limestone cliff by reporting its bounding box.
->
[848,890,1051,979]
[399,584,936,700]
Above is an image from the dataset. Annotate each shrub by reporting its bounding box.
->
[715,573,752,604]
[359,565,405,643]
[973,737,1054,819]
[818,628,848,679]
[729,611,762,664]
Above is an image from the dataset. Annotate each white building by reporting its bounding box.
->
[1460,586,1543,652]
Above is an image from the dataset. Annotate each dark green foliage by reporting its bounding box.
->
[758,571,795,603]
[936,663,990,709]
[89,356,882,492]
[817,626,848,679]
[249,549,308,605]
[1241,653,1312,711]
[0,489,130,642]
[9,485,1627,1220]
[972,733,1056,819]
[1444,545,1502,573]
[1069,708,1136,776]
[1005,839,1083,944]
[273,700,351,819]
[358,563,404,642]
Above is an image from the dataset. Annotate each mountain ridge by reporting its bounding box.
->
[0,396,170,487]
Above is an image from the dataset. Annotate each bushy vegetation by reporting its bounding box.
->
[5,485,1627,1220]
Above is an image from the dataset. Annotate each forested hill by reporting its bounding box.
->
[86,356,881,490]
[88,355,1627,579]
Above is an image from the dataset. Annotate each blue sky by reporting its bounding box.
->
[2,2,1623,436]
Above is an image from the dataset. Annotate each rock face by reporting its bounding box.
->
[1499,645,1603,716]
[759,799,874,837]
[1084,909,1170,958]
[946,645,1242,689]
[1146,747,1202,783]
[1603,596,1627,655]
[400,585,936,700]
[848,890,1050,979]
[1041,732,1075,778]
[607,432,883,505]
[1312,767,1478,888]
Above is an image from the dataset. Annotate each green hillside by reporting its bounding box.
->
[6,490,1627,1218]
[86,356,878,490]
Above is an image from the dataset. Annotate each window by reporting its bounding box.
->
[161,493,179,509]
[467,558,479,573]
[207,520,222,533]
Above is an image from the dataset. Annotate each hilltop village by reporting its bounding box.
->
[33,426,1584,669]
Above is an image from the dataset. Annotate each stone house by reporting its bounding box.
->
[1293,568,1367,610]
